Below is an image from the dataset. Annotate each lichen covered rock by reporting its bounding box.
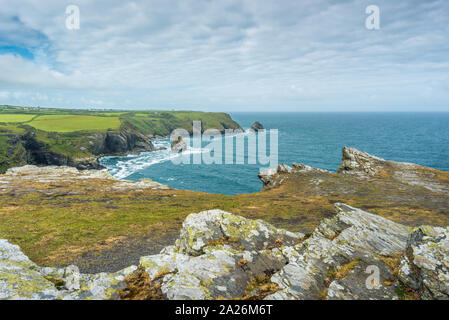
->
[0,239,62,300]
[1,205,448,300]
[175,209,303,255]
[0,238,137,300]
[398,226,449,299]
[337,147,384,175]
[137,209,301,300]
[266,203,410,300]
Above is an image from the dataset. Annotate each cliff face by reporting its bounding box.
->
[2,129,155,171]
[1,204,448,300]
[89,130,155,155]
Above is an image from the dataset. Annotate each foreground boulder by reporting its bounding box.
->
[140,210,303,299]
[0,239,136,299]
[1,204,448,300]
[267,203,410,300]
[399,226,449,299]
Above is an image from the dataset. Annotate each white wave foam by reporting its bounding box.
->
[101,130,252,180]
[102,139,210,179]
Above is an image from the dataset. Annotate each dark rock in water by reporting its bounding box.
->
[171,136,187,153]
[250,121,264,132]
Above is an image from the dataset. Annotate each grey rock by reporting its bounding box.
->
[171,136,188,153]
[337,147,384,175]
[174,209,303,255]
[1,205,448,300]
[250,121,264,132]
[0,239,62,300]
[398,226,449,299]
[269,203,410,300]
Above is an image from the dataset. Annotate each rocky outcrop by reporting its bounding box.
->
[258,163,329,189]
[250,121,264,132]
[2,203,447,300]
[171,136,187,153]
[139,210,303,300]
[258,165,292,189]
[398,226,449,299]
[337,147,385,175]
[259,147,449,196]
[267,203,410,300]
[0,165,170,192]
[0,238,137,299]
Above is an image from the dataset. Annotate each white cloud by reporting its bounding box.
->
[0,0,448,111]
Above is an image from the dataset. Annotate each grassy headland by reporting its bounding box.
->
[0,105,241,173]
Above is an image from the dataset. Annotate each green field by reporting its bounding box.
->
[0,114,36,123]
[27,115,121,132]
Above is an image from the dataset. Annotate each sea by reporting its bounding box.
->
[100,112,449,195]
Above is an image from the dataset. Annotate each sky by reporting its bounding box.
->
[0,0,448,112]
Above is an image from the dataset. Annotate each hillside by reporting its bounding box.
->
[0,105,242,173]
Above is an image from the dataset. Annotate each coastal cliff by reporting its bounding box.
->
[14,129,154,170]
[0,106,242,172]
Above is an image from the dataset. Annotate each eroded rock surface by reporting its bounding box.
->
[0,165,169,193]
[267,203,410,300]
[0,239,136,300]
[258,163,329,189]
[399,226,449,299]
[140,209,303,299]
[1,205,448,300]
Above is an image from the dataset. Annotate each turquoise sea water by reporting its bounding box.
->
[100,113,449,195]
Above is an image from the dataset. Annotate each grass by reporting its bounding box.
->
[0,114,36,123]
[28,115,121,132]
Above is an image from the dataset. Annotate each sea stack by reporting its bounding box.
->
[171,136,187,153]
[250,121,264,132]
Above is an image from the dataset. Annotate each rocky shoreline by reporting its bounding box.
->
[12,129,156,171]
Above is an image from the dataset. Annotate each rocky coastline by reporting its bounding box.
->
[0,146,448,300]
[8,129,156,171]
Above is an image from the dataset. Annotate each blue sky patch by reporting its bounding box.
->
[0,45,34,60]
